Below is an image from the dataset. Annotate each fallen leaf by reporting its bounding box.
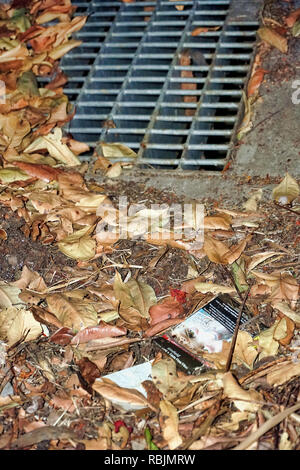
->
[271,301,300,327]
[266,361,300,386]
[113,271,156,319]
[0,167,31,183]
[12,265,47,292]
[149,297,184,325]
[257,27,288,53]
[285,7,300,27]
[247,69,268,97]
[204,234,251,265]
[99,142,137,159]
[58,225,96,261]
[151,357,187,400]
[246,251,280,272]
[159,400,182,450]
[0,307,43,347]
[191,26,220,36]
[25,128,80,166]
[222,371,262,412]
[272,173,300,204]
[46,293,98,331]
[0,283,23,308]
[194,282,235,295]
[93,378,156,411]
[242,188,263,212]
[257,318,285,359]
[71,323,127,344]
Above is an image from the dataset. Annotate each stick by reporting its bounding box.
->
[225,285,251,372]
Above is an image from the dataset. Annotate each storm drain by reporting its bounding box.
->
[62,0,259,170]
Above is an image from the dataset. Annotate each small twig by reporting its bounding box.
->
[273,201,300,216]
[225,284,252,373]
[247,108,283,135]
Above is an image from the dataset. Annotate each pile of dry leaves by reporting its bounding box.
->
[0,0,299,452]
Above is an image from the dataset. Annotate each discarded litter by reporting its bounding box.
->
[154,296,251,374]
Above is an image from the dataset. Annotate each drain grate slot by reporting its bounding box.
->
[64,0,259,170]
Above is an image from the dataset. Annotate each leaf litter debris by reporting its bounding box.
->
[0,0,299,452]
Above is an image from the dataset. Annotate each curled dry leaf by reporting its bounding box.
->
[247,69,268,97]
[257,318,287,360]
[246,251,280,273]
[93,378,157,411]
[25,128,80,167]
[49,327,74,346]
[194,282,235,295]
[99,142,137,159]
[58,225,96,261]
[71,323,127,344]
[12,265,47,292]
[12,161,63,182]
[242,188,263,212]
[149,297,184,325]
[266,360,300,387]
[271,301,300,327]
[222,372,262,412]
[159,400,182,450]
[0,283,23,309]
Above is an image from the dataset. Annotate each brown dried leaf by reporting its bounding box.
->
[151,357,188,400]
[71,323,127,344]
[159,400,182,450]
[46,293,98,331]
[149,297,184,325]
[222,372,262,412]
[257,27,288,53]
[113,271,156,319]
[203,234,251,265]
[93,378,156,411]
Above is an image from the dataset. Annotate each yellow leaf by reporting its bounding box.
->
[99,142,137,159]
[0,307,43,347]
[258,27,288,53]
[272,173,300,204]
[25,128,80,166]
[58,225,96,261]
[194,282,235,295]
[0,168,31,183]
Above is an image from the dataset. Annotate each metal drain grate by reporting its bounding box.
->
[62,0,259,170]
